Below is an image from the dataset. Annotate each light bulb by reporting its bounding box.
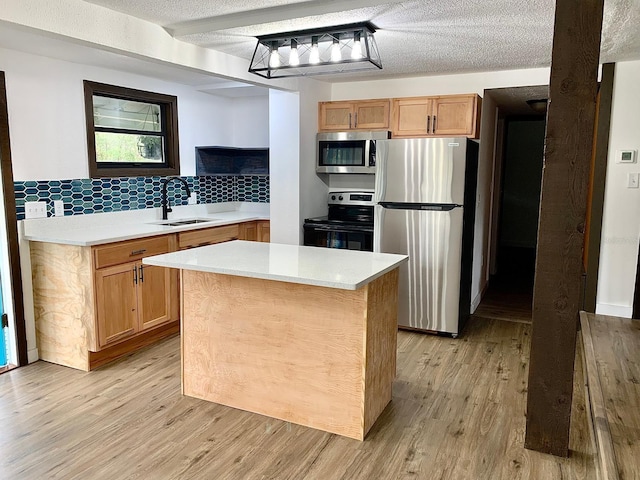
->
[351,32,363,59]
[269,42,280,68]
[289,39,300,66]
[331,37,342,62]
[309,36,320,64]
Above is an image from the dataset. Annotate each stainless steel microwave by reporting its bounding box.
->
[316,131,391,174]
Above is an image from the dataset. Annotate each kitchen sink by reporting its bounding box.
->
[149,218,219,227]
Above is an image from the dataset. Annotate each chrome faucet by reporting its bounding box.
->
[161,177,191,220]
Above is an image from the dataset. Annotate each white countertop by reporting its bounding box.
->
[143,240,408,290]
[21,203,269,246]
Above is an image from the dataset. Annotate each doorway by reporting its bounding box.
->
[491,117,544,321]
[474,85,548,323]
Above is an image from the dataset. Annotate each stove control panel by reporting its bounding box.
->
[328,191,375,206]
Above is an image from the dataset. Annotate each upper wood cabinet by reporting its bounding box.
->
[318,100,390,131]
[391,94,481,138]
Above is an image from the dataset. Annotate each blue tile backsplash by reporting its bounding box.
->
[14,175,269,220]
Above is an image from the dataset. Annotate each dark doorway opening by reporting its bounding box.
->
[476,106,546,323]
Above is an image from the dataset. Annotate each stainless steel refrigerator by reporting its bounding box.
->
[373,138,478,336]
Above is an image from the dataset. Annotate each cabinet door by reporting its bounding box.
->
[241,221,258,241]
[95,263,138,347]
[257,221,270,242]
[431,95,477,136]
[353,100,389,130]
[137,263,174,331]
[391,97,432,137]
[319,102,353,131]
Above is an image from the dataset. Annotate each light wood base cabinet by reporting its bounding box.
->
[31,220,269,371]
[31,235,179,371]
[257,220,270,242]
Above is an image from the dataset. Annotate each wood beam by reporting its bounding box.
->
[165,0,403,37]
[525,0,604,456]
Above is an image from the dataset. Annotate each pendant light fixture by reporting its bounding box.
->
[330,36,342,62]
[289,39,300,66]
[249,22,382,79]
[268,41,280,68]
[309,36,320,64]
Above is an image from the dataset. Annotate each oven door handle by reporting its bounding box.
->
[306,225,373,233]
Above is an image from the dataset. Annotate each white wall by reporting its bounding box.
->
[0,47,241,180]
[297,80,332,225]
[596,60,640,317]
[231,96,270,148]
[473,93,498,311]
[0,0,297,92]
[269,89,301,245]
[330,67,551,309]
[331,68,551,100]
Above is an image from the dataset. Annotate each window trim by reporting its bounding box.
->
[84,81,180,178]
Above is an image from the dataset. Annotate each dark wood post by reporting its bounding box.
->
[0,72,28,366]
[524,0,605,456]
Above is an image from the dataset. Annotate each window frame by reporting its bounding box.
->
[84,81,180,178]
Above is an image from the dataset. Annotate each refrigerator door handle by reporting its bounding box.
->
[379,202,461,211]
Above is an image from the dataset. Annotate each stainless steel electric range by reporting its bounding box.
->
[303,191,374,252]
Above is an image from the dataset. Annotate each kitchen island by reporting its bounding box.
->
[144,241,407,440]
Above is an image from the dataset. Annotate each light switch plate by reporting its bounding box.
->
[53,200,64,216]
[627,173,639,189]
[25,201,47,219]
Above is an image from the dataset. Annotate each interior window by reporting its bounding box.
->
[84,81,180,177]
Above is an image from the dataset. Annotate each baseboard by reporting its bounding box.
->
[595,303,632,318]
[27,347,39,364]
[470,281,489,314]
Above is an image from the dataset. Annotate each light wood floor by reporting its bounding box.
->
[586,314,640,479]
[0,318,595,479]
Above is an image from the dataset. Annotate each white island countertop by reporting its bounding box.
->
[143,240,408,290]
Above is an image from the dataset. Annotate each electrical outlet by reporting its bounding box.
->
[54,200,64,216]
[188,192,197,205]
[25,201,47,219]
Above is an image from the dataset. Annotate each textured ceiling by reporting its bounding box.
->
[81,0,640,81]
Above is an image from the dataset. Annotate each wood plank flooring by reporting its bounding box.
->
[585,314,640,480]
[473,287,533,324]
[0,318,595,480]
